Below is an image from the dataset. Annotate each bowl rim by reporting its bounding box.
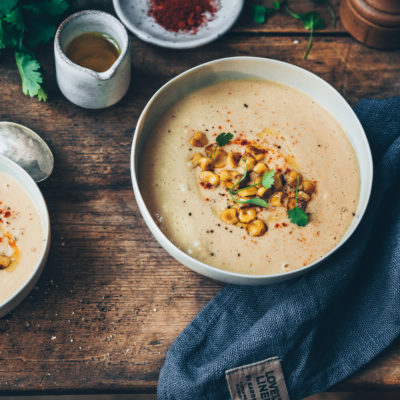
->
[130,56,373,284]
[0,154,51,309]
[113,0,245,49]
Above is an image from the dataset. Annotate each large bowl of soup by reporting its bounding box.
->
[0,155,50,317]
[130,57,373,285]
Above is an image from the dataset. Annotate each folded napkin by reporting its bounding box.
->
[157,96,400,400]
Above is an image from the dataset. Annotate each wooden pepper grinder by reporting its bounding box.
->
[340,0,400,49]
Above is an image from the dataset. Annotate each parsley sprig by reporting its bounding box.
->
[0,0,69,101]
[288,176,309,226]
[213,132,234,159]
[227,162,275,209]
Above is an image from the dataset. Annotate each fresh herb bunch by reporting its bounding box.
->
[0,0,70,101]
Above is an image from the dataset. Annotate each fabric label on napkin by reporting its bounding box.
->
[225,356,290,400]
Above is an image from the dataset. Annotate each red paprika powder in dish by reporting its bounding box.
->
[148,0,218,33]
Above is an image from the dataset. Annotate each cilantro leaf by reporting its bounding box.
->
[4,7,25,31]
[235,197,269,208]
[15,51,47,101]
[0,0,18,16]
[253,1,282,24]
[262,169,275,189]
[288,207,309,226]
[213,132,233,160]
[0,19,21,49]
[216,132,233,147]
[253,5,268,24]
[26,18,57,48]
[285,6,325,59]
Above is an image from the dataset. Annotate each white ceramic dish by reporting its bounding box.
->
[113,0,244,49]
[130,57,373,285]
[0,155,51,317]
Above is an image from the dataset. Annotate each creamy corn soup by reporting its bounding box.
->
[140,79,360,275]
[0,172,45,303]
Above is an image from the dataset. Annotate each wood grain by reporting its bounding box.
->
[0,13,400,395]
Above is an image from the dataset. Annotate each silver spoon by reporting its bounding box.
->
[0,122,54,183]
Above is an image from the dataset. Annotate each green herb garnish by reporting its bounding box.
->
[0,0,69,101]
[253,1,283,24]
[228,190,269,208]
[228,166,275,209]
[261,169,275,190]
[285,6,325,59]
[288,176,309,226]
[310,0,336,27]
[213,132,233,159]
[231,169,275,194]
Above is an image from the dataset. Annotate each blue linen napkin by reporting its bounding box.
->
[157,96,400,400]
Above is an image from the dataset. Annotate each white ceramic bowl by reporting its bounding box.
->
[0,155,51,317]
[113,0,244,49]
[130,57,373,285]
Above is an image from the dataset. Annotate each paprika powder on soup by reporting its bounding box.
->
[148,0,218,33]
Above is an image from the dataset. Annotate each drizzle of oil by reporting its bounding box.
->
[65,31,121,73]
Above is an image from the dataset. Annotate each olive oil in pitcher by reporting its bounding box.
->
[65,31,121,72]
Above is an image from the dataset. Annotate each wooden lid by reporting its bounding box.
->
[352,0,400,27]
[340,0,400,49]
[365,0,400,13]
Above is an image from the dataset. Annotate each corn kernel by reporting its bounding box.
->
[257,187,268,197]
[287,198,306,211]
[191,152,203,167]
[302,180,316,194]
[239,208,257,223]
[214,149,227,168]
[297,191,311,202]
[190,131,208,147]
[199,157,213,171]
[254,176,262,186]
[287,170,302,187]
[246,145,266,161]
[220,208,239,224]
[220,170,233,182]
[205,144,216,156]
[246,219,267,237]
[253,162,268,175]
[228,152,241,167]
[0,255,11,269]
[222,181,234,189]
[270,191,283,207]
[273,173,283,190]
[237,186,258,197]
[200,171,220,186]
[240,155,256,171]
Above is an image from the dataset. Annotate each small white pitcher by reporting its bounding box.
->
[54,10,131,109]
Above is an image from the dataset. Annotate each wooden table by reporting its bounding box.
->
[1,0,400,396]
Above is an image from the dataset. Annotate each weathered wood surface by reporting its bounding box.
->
[0,2,400,395]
